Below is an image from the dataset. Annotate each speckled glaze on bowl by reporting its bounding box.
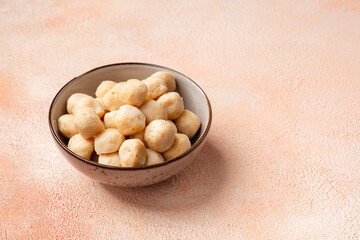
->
[49,63,212,187]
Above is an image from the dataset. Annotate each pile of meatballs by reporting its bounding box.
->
[58,71,201,167]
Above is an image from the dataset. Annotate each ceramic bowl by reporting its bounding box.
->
[49,62,212,187]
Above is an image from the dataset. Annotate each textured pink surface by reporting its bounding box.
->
[1,0,360,239]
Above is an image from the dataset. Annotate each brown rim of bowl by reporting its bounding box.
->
[48,62,212,170]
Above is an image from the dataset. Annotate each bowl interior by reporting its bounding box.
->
[49,63,211,166]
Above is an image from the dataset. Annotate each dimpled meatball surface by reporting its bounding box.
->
[142,76,168,99]
[145,119,176,152]
[103,110,121,129]
[157,92,184,120]
[98,152,121,167]
[58,114,78,138]
[68,134,94,160]
[140,99,167,125]
[73,107,104,139]
[115,105,146,135]
[73,96,105,118]
[95,80,117,98]
[118,139,146,167]
[175,110,201,139]
[151,71,176,92]
[94,128,125,155]
[67,93,92,114]
[163,133,191,161]
[103,82,125,111]
[119,79,148,107]
[145,148,164,166]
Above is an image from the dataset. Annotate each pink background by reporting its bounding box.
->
[1,0,359,239]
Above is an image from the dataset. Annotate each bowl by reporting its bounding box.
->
[49,62,212,187]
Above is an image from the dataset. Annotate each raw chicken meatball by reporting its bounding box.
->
[94,128,125,154]
[145,120,176,152]
[74,107,104,139]
[175,110,201,139]
[163,133,191,161]
[73,96,105,118]
[151,71,176,92]
[98,152,121,167]
[145,149,164,166]
[95,80,116,98]
[157,92,184,120]
[115,105,145,135]
[68,134,94,160]
[58,114,78,138]
[103,110,121,128]
[67,93,92,114]
[142,76,167,99]
[139,99,167,124]
[119,79,148,107]
[118,139,146,167]
[103,82,125,111]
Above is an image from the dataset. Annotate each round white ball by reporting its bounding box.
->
[103,110,121,129]
[163,133,191,161]
[74,107,104,139]
[68,134,94,160]
[115,105,146,135]
[144,119,176,152]
[58,114,78,138]
[145,149,164,166]
[175,110,201,139]
[67,93,92,114]
[140,99,167,125]
[119,79,148,107]
[103,83,125,111]
[118,139,146,167]
[71,94,105,118]
[142,76,168,99]
[95,80,117,98]
[94,128,125,154]
[151,71,176,92]
[157,92,184,120]
[98,152,121,167]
